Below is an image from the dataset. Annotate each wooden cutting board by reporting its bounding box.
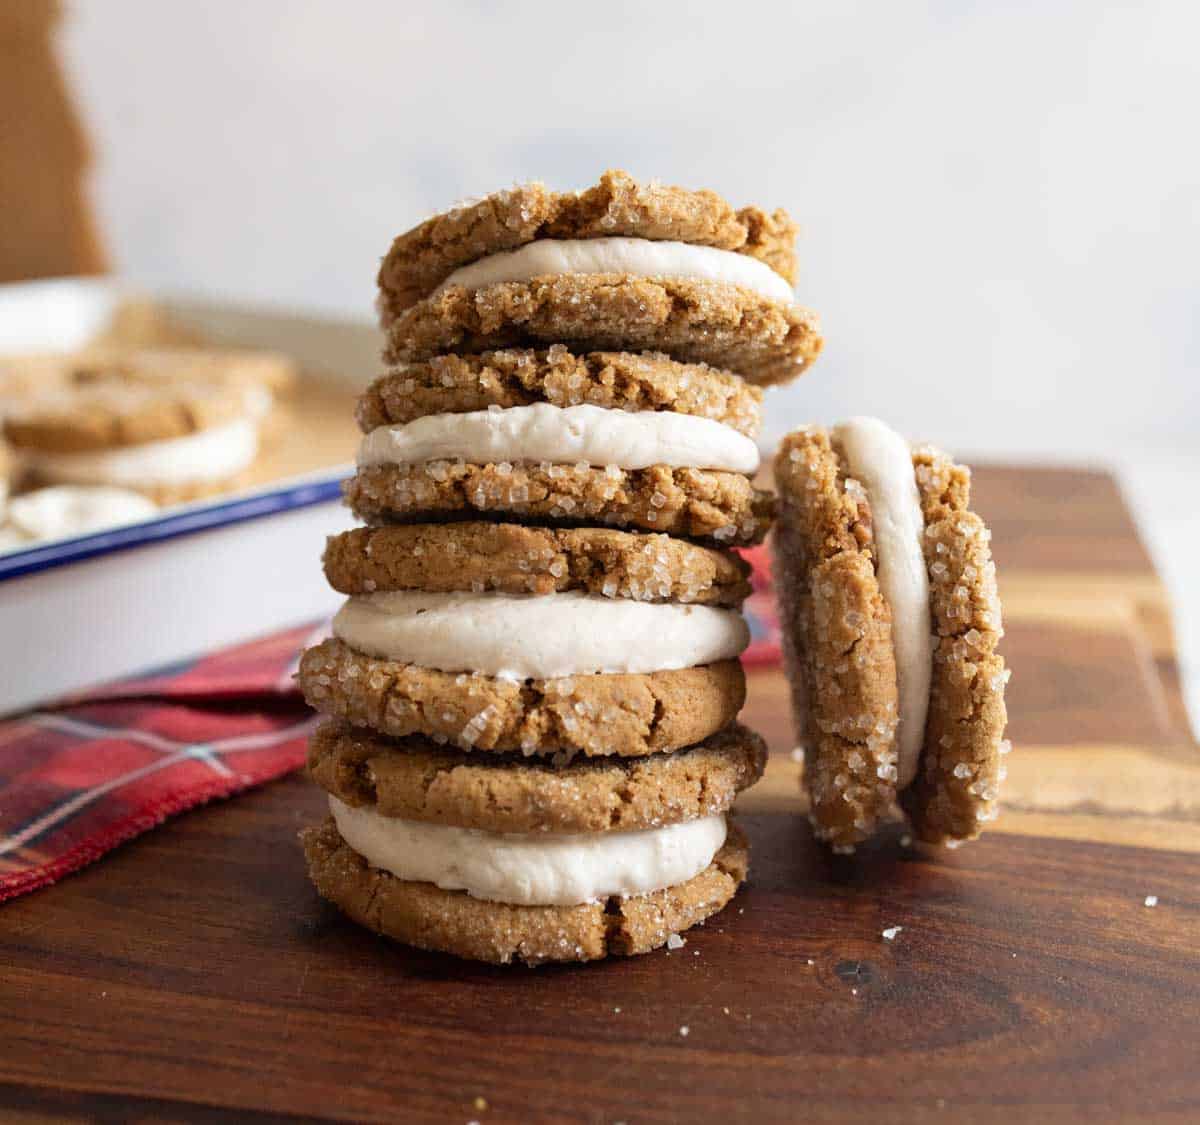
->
[1,466,1197,1124]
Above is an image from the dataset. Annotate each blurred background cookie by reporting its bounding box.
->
[3,372,262,503]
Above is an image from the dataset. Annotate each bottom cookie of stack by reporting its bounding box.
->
[300,721,764,965]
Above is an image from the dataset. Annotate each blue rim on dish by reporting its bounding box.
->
[0,470,349,583]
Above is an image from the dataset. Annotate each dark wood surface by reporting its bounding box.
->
[2,466,1198,1124]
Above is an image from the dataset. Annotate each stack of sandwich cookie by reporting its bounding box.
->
[300,170,819,963]
[304,723,761,964]
[772,417,1009,849]
[2,373,262,503]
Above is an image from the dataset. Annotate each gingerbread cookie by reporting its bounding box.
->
[323,523,752,606]
[358,346,762,437]
[307,720,766,834]
[2,374,260,503]
[301,715,756,964]
[345,461,773,545]
[382,275,821,388]
[69,345,296,436]
[303,817,749,966]
[298,638,745,759]
[296,169,796,963]
[69,345,296,398]
[772,419,1008,848]
[377,168,798,316]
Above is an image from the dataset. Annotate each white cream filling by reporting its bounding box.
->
[834,417,933,789]
[332,588,750,679]
[357,402,760,475]
[21,417,259,488]
[239,384,274,421]
[439,236,794,303]
[6,485,158,542]
[330,796,727,906]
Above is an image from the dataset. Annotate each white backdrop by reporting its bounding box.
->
[59,0,1200,721]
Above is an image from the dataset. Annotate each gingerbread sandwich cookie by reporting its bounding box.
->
[376,170,822,387]
[3,374,261,504]
[298,522,750,758]
[379,168,798,313]
[301,720,764,964]
[346,347,773,545]
[772,418,1009,848]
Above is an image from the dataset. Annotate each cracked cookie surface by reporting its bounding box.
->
[377,168,797,316]
[345,461,773,546]
[298,637,745,758]
[901,446,1008,844]
[323,522,751,606]
[358,346,762,437]
[382,276,821,388]
[302,816,749,965]
[307,719,766,834]
[772,427,900,848]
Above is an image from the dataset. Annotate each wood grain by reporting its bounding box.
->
[0,466,1197,1123]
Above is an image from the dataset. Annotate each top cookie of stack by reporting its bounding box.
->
[376,169,821,386]
[350,168,822,544]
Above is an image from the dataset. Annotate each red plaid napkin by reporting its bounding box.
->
[739,545,782,667]
[0,550,782,905]
[0,621,328,903]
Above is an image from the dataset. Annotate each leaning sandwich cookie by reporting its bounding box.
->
[772,418,1009,848]
[301,720,763,965]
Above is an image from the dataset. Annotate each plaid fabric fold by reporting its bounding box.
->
[739,545,782,667]
[0,622,325,903]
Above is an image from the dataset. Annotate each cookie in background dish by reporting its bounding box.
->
[57,346,296,442]
[3,374,261,504]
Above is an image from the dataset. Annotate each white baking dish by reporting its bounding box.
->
[0,278,377,713]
